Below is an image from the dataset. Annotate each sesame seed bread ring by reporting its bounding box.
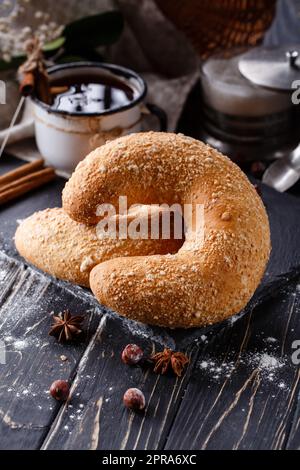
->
[15,207,182,287]
[65,132,270,328]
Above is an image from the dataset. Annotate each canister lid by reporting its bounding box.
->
[238,45,300,91]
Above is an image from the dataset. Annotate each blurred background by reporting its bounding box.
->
[1,0,300,190]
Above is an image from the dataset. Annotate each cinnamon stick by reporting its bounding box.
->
[50,86,69,95]
[0,159,44,186]
[37,73,51,105]
[19,71,35,97]
[0,169,56,205]
[0,167,55,195]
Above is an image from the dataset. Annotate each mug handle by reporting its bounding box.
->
[144,103,168,131]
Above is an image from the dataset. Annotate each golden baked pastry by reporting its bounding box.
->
[15,207,182,287]
[62,132,271,328]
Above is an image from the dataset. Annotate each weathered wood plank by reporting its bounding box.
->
[41,313,198,450]
[164,279,300,450]
[283,284,300,450]
[1,154,300,450]
[0,252,103,450]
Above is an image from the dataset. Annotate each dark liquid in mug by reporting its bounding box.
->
[50,74,135,114]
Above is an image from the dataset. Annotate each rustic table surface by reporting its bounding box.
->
[0,85,300,450]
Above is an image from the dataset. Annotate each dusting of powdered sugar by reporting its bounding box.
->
[0,268,7,281]
[264,337,277,344]
[197,349,288,390]
[13,339,28,350]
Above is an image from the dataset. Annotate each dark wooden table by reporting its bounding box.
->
[0,85,300,450]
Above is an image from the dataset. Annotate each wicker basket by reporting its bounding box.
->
[154,0,276,58]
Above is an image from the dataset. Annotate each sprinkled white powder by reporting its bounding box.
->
[198,351,287,390]
[265,337,277,344]
[278,382,286,389]
[199,361,208,369]
[14,340,28,350]
[257,353,283,370]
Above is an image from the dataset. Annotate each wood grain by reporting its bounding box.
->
[165,279,300,450]
[0,252,103,450]
[42,314,198,450]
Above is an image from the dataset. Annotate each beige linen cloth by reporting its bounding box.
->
[0,0,199,160]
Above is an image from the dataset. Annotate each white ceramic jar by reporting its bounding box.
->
[200,53,297,162]
[31,62,166,173]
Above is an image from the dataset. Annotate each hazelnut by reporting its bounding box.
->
[49,380,70,401]
[121,344,144,365]
[123,388,145,411]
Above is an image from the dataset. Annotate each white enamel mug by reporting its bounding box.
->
[30,62,167,174]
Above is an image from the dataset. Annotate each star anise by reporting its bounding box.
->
[151,348,189,377]
[49,310,84,342]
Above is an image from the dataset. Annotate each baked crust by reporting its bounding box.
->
[61,131,270,328]
[15,207,182,287]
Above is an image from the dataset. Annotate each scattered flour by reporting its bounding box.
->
[265,337,277,344]
[14,339,28,350]
[198,350,288,390]
[257,353,283,371]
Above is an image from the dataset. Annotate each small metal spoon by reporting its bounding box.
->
[262,144,300,192]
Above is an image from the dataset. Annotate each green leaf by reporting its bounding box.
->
[56,54,87,64]
[43,36,66,52]
[63,11,124,49]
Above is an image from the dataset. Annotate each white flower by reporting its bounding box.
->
[0,1,67,61]
[0,23,9,33]
[36,33,46,43]
[3,0,13,7]
[22,26,32,35]
[3,53,11,62]
[39,24,48,32]
[34,11,43,19]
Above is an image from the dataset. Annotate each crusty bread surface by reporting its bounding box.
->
[15,207,182,287]
[59,132,271,328]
